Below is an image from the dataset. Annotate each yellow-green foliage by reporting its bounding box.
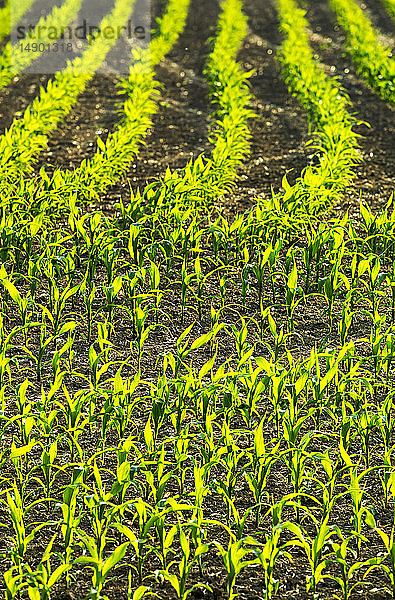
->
[329,0,395,103]
[0,0,138,183]
[0,0,394,598]
[0,0,36,43]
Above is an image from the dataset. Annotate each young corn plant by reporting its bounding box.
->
[24,535,70,600]
[284,515,342,597]
[340,448,374,557]
[6,484,46,575]
[117,498,166,584]
[328,536,378,600]
[75,533,129,600]
[252,524,294,600]
[284,259,300,332]
[365,512,395,598]
[132,303,155,371]
[59,473,84,578]
[103,276,123,337]
[156,526,210,600]
[245,419,283,526]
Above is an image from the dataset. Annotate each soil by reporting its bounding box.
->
[0,0,394,599]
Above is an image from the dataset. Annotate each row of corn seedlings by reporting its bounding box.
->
[0,0,138,185]
[206,0,254,183]
[328,0,395,104]
[264,0,362,223]
[0,0,84,92]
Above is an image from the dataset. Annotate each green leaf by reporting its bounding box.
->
[102,542,129,577]
[144,417,154,451]
[198,354,216,382]
[177,323,194,347]
[29,215,43,237]
[190,330,214,351]
[58,321,77,336]
[2,279,21,304]
[287,262,297,291]
[28,587,40,600]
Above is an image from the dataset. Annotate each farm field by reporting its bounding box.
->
[0,0,394,599]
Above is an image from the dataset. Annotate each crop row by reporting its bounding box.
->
[328,0,395,104]
[244,0,361,238]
